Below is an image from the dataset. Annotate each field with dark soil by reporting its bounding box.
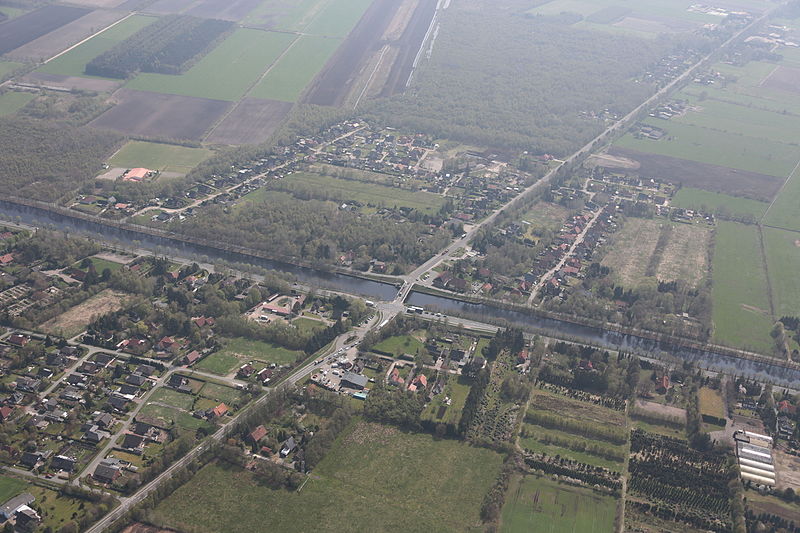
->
[0,5,90,55]
[609,147,783,202]
[89,89,231,140]
[205,97,292,145]
[304,0,399,106]
[186,0,262,21]
[379,0,437,97]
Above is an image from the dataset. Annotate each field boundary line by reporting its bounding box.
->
[43,11,136,65]
[353,45,389,109]
[761,156,800,224]
[202,34,301,142]
[756,224,775,319]
[758,63,781,87]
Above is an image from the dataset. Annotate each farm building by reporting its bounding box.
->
[734,430,776,486]
[340,372,368,390]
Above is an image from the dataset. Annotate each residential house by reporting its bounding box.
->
[93,460,122,484]
[280,436,297,458]
[247,425,268,445]
[0,406,13,422]
[50,455,77,473]
[0,493,34,520]
[121,433,146,454]
[183,350,202,366]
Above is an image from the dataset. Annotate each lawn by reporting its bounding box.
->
[373,333,426,357]
[500,473,617,533]
[422,375,472,425]
[194,351,240,375]
[125,29,295,101]
[249,35,339,102]
[217,337,302,365]
[280,172,446,214]
[764,164,800,232]
[293,316,326,334]
[698,387,725,420]
[303,0,373,38]
[138,402,211,431]
[148,386,195,410]
[762,227,800,318]
[81,256,124,273]
[0,90,34,116]
[615,118,800,178]
[153,421,503,532]
[38,15,156,78]
[108,141,213,175]
[0,475,27,503]
[671,187,768,220]
[199,382,243,406]
[711,221,774,353]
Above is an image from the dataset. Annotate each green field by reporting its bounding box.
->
[373,333,425,357]
[148,386,195,410]
[153,421,503,532]
[199,382,243,405]
[0,60,23,79]
[293,316,327,334]
[671,187,768,219]
[194,351,240,375]
[519,427,624,471]
[0,91,34,116]
[108,141,213,175]
[762,227,800,318]
[126,29,295,101]
[500,474,616,533]
[250,35,338,102]
[422,375,472,425]
[764,165,800,231]
[38,15,156,78]
[242,0,327,32]
[217,337,301,365]
[138,402,210,430]
[83,256,124,273]
[711,221,774,353]
[615,119,800,178]
[282,172,446,214]
[0,475,27,503]
[303,0,373,38]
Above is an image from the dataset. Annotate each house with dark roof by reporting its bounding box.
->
[280,436,297,458]
[121,433,146,454]
[51,455,77,473]
[126,373,147,387]
[93,460,121,484]
[340,372,368,390]
[0,493,34,519]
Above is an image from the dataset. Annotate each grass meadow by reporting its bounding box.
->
[153,421,503,532]
[764,165,800,232]
[109,141,213,175]
[762,227,800,318]
[671,187,768,219]
[0,90,35,116]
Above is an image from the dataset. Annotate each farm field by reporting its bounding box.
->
[281,172,446,214]
[0,5,90,55]
[152,421,503,532]
[0,91,35,116]
[216,337,302,366]
[615,118,800,179]
[0,60,22,79]
[108,141,213,175]
[37,15,156,78]
[671,187,768,219]
[125,29,294,101]
[762,227,800,318]
[500,474,616,533]
[519,426,624,471]
[601,218,710,288]
[241,0,326,31]
[249,35,339,102]
[302,0,374,38]
[205,97,292,145]
[710,221,774,353]
[764,165,800,232]
[40,289,126,337]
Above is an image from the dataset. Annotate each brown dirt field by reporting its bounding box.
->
[586,152,640,170]
[0,5,91,55]
[655,223,710,287]
[384,0,419,41]
[304,0,402,106]
[20,72,121,92]
[601,218,661,287]
[186,0,262,21]
[763,65,800,95]
[609,147,783,202]
[89,89,231,140]
[205,97,292,146]
[773,449,800,491]
[378,0,437,98]
[532,390,626,426]
[634,399,687,421]
[745,490,800,522]
[5,9,125,61]
[40,289,126,337]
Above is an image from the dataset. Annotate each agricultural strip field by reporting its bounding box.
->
[279,172,446,214]
[500,474,616,533]
[764,165,800,232]
[304,0,401,106]
[762,227,800,319]
[89,89,231,140]
[609,147,783,202]
[379,0,439,98]
[601,218,710,288]
[711,221,774,353]
[108,141,213,174]
[40,289,126,337]
[5,9,125,62]
[614,119,800,179]
[125,29,295,101]
[241,0,328,31]
[302,0,374,38]
[671,187,768,219]
[0,91,35,116]
[152,421,503,532]
[37,15,156,78]
[185,0,263,22]
[205,97,292,145]
[0,5,90,55]
[250,35,339,103]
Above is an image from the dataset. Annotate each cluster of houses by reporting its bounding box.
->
[0,492,40,531]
